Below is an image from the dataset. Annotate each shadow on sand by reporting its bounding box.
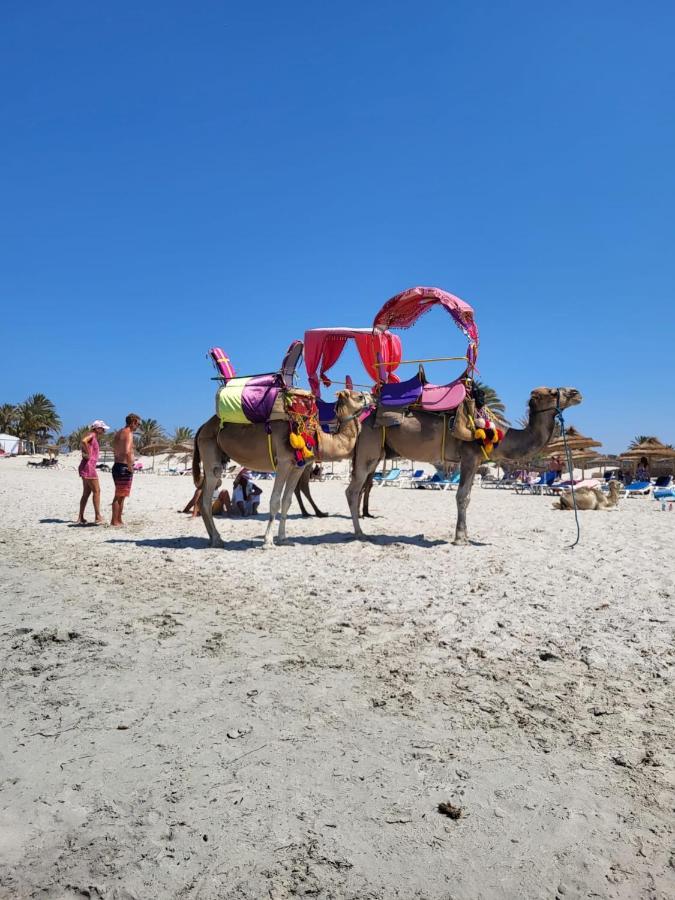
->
[105,531,448,551]
[39,518,73,524]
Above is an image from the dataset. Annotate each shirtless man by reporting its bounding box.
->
[111,413,141,526]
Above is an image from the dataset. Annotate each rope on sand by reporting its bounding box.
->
[555,391,580,549]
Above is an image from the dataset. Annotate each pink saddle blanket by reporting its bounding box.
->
[419,379,466,412]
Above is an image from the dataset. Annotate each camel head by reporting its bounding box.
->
[335,390,372,421]
[529,387,582,414]
[607,480,621,504]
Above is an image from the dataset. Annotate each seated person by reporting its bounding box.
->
[213,470,262,516]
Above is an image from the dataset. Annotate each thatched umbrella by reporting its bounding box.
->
[544,427,602,476]
[169,441,194,472]
[545,426,602,455]
[140,441,171,471]
[620,438,675,475]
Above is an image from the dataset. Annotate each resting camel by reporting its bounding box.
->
[553,479,620,510]
[193,390,370,548]
[346,386,582,544]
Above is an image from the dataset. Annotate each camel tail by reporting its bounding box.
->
[193,426,203,487]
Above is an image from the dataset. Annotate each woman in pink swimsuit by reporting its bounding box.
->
[77,419,109,524]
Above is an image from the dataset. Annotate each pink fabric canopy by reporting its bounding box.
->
[373,286,479,344]
[304,327,402,396]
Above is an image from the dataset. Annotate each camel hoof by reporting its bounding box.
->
[452,537,469,546]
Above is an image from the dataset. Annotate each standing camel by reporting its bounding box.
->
[193,390,370,548]
[346,386,582,544]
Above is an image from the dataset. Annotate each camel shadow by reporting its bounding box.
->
[39,518,72,524]
[279,532,446,548]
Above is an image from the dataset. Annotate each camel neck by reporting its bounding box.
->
[497,406,557,460]
[317,416,360,461]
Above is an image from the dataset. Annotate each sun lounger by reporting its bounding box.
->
[515,471,558,494]
[400,469,426,488]
[417,471,460,491]
[624,480,651,496]
[380,468,402,486]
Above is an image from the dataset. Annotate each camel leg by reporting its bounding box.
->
[277,467,306,544]
[298,483,327,517]
[453,453,479,545]
[360,472,375,518]
[263,459,294,548]
[199,443,226,549]
[295,467,327,517]
[346,439,381,537]
[295,488,310,517]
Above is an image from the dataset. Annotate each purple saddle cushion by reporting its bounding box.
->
[241,375,281,423]
[378,374,423,407]
[317,399,337,424]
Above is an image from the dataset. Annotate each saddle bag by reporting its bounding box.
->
[452,397,476,441]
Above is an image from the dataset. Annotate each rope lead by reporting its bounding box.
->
[555,391,580,548]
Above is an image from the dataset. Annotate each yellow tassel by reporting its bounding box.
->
[474,428,486,441]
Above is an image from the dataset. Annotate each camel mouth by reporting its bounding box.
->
[563,388,583,407]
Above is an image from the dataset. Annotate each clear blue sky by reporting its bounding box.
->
[2,1,673,451]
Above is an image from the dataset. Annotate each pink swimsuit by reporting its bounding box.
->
[78,434,99,479]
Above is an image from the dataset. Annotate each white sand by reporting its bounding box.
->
[0,456,673,899]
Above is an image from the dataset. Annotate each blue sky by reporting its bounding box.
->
[2,1,673,451]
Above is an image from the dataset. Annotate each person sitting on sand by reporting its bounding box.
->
[181,484,203,517]
[212,469,262,517]
[77,419,109,525]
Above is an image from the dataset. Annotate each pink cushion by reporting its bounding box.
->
[420,380,466,412]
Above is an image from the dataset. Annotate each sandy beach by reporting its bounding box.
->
[1,455,673,899]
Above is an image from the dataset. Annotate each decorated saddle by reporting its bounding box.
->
[214,340,304,426]
[377,366,467,414]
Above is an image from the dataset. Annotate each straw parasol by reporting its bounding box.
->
[171,442,194,455]
[619,437,675,460]
[140,441,171,471]
[545,426,602,455]
[620,437,675,473]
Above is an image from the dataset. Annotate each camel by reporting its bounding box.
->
[553,479,620,510]
[346,386,582,544]
[193,390,370,548]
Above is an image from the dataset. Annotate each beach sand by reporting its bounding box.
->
[1,456,673,899]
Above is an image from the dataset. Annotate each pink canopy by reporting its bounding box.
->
[374,285,478,341]
[304,327,402,396]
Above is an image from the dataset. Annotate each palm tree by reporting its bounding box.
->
[0,403,18,433]
[475,382,509,427]
[136,418,167,452]
[629,435,658,448]
[67,425,91,451]
[171,425,195,447]
[16,393,62,445]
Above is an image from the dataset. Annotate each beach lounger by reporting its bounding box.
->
[515,471,557,494]
[624,480,652,496]
[400,469,426,487]
[417,471,460,491]
[380,468,402,487]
